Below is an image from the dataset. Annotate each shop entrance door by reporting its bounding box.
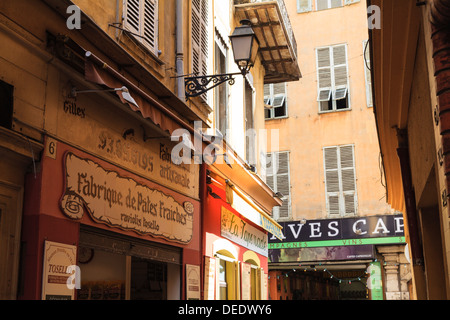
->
[78,227,181,300]
[130,257,167,300]
[0,182,23,300]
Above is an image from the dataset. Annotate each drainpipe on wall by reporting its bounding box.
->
[176,0,185,100]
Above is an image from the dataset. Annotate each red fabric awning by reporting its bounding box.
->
[84,53,188,135]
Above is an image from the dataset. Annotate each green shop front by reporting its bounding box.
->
[268,214,410,300]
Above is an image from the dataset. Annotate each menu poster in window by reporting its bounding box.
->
[41,241,77,300]
[204,257,216,300]
[241,262,252,300]
[186,264,200,300]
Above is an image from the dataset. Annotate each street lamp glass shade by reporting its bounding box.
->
[229,20,259,74]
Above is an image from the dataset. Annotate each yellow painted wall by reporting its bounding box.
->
[265,0,393,220]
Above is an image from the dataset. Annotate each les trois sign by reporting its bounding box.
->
[60,152,194,244]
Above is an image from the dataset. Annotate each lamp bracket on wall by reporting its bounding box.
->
[70,86,139,108]
[184,72,242,98]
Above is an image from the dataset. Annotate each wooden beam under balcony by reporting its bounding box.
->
[234,0,301,84]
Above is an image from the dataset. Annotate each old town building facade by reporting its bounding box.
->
[0,0,299,300]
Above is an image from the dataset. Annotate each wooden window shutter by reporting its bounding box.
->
[340,145,356,216]
[324,147,340,216]
[297,0,312,13]
[344,0,360,5]
[330,0,343,8]
[124,0,158,53]
[125,0,140,35]
[266,152,291,219]
[333,45,348,88]
[317,44,349,109]
[142,0,158,51]
[324,145,357,216]
[277,152,291,218]
[192,0,201,76]
[191,0,209,102]
[364,40,373,107]
[317,47,332,90]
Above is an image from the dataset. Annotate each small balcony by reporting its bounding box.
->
[234,0,301,84]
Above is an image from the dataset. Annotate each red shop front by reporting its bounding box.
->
[19,138,201,300]
[201,165,283,300]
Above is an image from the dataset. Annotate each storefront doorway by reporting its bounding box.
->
[77,227,181,300]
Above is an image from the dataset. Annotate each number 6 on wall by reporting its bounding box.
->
[45,137,57,160]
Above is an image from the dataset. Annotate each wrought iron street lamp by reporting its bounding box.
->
[184,19,259,98]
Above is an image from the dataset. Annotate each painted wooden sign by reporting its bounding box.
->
[60,152,194,244]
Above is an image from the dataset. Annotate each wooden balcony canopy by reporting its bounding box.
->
[234,0,302,84]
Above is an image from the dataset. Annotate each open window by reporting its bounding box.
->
[264,83,288,120]
[316,44,350,113]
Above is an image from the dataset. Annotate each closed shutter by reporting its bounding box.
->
[317,47,332,89]
[192,0,209,102]
[125,0,140,35]
[333,45,348,88]
[266,152,291,219]
[324,147,340,216]
[330,0,342,8]
[364,40,373,107]
[143,0,157,51]
[297,0,312,13]
[340,145,356,216]
[124,0,158,53]
[324,145,357,216]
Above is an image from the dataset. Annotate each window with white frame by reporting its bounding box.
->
[123,0,158,54]
[264,83,288,120]
[316,44,350,112]
[266,151,291,220]
[191,0,210,103]
[323,145,357,217]
[297,0,360,13]
[363,40,373,107]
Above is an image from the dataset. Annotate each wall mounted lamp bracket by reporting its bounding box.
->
[184,72,242,98]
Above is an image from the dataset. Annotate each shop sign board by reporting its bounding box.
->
[220,207,268,257]
[57,94,199,199]
[186,264,200,300]
[268,214,404,263]
[269,214,405,245]
[60,152,194,244]
[41,241,77,300]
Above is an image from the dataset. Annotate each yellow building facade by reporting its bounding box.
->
[0,0,299,300]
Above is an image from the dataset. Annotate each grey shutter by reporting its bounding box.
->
[317,48,332,90]
[125,0,140,34]
[345,0,360,5]
[276,152,290,219]
[143,0,157,52]
[191,0,209,102]
[333,45,348,88]
[124,0,158,54]
[272,83,286,108]
[324,145,357,216]
[330,0,342,8]
[340,145,356,216]
[324,147,340,216]
[364,40,373,107]
[192,0,201,76]
[317,0,329,10]
[266,152,290,219]
[297,0,312,13]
